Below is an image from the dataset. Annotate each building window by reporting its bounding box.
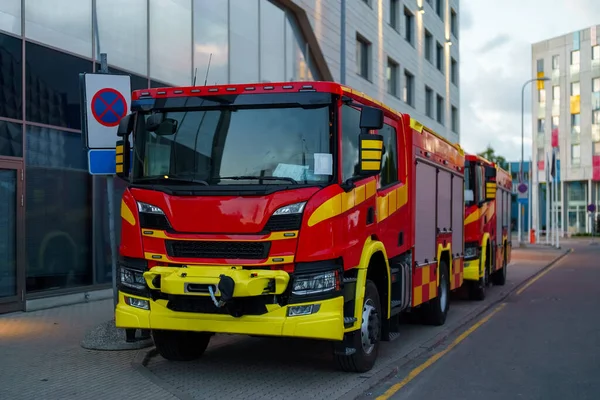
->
[571,81,580,96]
[594,142,600,155]
[451,106,458,132]
[436,42,444,72]
[404,7,414,45]
[389,0,399,31]
[403,70,414,106]
[537,148,545,162]
[593,45,600,60]
[537,118,545,132]
[424,29,433,62]
[552,85,560,102]
[593,110,600,125]
[356,34,371,80]
[387,58,399,97]
[571,50,580,65]
[451,58,457,85]
[552,55,559,69]
[450,8,458,38]
[25,125,93,292]
[593,77,600,93]
[571,144,581,165]
[436,94,444,124]
[571,113,581,138]
[536,59,544,72]
[362,0,372,7]
[0,32,22,121]
[552,116,559,130]
[425,86,433,117]
[435,0,443,19]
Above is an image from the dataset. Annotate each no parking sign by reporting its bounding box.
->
[80,72,132,175]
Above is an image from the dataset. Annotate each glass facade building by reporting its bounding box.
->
[0,0,460,313]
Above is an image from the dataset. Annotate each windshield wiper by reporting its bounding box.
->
[219,175,299,184]
[133,177,209,186]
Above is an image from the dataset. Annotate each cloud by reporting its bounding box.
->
[477,34,511,54]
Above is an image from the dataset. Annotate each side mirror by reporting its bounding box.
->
[484,165,497,180]
[465,189,474,202]
[117,114,133,137]
[115,138,130,180]
[358,133,384,176]
[147,113,177,136]
[359,106,384,130]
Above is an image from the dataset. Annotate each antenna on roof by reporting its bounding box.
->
[203,53,213,86]
[192,67,198,86]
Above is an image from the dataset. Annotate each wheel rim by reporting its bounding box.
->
[360,298,379,355]
[440,271,448,311]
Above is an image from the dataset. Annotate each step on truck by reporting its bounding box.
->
[113,81,466,372]
[463,154,513,300]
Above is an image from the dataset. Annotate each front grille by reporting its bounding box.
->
[165,240,270,259]
[263,214,302,232]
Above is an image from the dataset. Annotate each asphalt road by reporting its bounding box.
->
[368,241,600,400]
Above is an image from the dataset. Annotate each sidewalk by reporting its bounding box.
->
[0,300,176,400]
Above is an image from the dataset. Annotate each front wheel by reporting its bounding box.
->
[421,260,450,326]
[152,329,211,361]
[334,279,381,373]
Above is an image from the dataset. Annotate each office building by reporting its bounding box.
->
[531,25,600,236]
[0,0,460,314]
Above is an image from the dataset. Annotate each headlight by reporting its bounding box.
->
[137,201,165,214]
[273,201,306,216]
[120,267,146,290]
[292,270,338,295]
[464,243,479,260]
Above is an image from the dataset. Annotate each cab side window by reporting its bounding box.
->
[341,105,361,181]
[379,123,399,187]
[476,166,485,203]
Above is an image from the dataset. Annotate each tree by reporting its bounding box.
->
[477,144,508,170]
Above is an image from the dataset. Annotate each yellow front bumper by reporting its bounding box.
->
[115,292,345,341]
[463,259,481,281]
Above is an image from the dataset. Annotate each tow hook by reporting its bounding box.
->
[208,275,235,308]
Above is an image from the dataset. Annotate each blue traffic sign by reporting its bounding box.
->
[518,198,528,205]
[88,149,133,175]
[91,88,127,128]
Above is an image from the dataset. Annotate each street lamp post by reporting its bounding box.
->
[520,76,550,245]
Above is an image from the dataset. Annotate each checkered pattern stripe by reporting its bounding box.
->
[412,264,437,307]
[451,258,464,290]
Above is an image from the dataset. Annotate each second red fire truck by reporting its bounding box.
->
[463,154,512,300]
[113,81,466,372]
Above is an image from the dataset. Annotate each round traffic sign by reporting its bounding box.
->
[588,204,596,213]
[91,88,127,127]
[518,183,528,194]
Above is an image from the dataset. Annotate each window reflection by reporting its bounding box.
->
[25,0,92,57]
[193,0,228,85]
[0,32,22,120]
[0,120,23,157]
[0,0,21,36]
[149,0,192,85]
[25,42,93,129]
[260,0,285,82]
[25,125,92,293]
[285,15,316,81]
[230,0,259,83]
[95,0,148,76]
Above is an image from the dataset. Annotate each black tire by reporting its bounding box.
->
[152,329,211,361]
[469,245,491,301]
[491,248,507,286]
[421,260,450,326]
[334,279,381,373]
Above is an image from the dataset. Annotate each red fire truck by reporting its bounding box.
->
[113,81,466,372]
[463,154,512,300]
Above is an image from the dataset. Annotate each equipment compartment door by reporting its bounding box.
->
[414,160,436,265]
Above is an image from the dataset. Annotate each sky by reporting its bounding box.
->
[458,0,600,162]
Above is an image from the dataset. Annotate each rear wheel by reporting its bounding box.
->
[421,260,450,326]
[492,248,507,286]
[152,329,211,361]
[469,246,490,301]
[334,279,381,373]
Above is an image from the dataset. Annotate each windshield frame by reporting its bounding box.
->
[128,92,339,193]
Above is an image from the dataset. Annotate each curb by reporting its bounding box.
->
[131,248,573,400]
[340,247,573,400]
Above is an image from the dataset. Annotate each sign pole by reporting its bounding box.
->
[98,53,118,309]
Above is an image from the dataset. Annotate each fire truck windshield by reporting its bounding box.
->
[130,100,334,187]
